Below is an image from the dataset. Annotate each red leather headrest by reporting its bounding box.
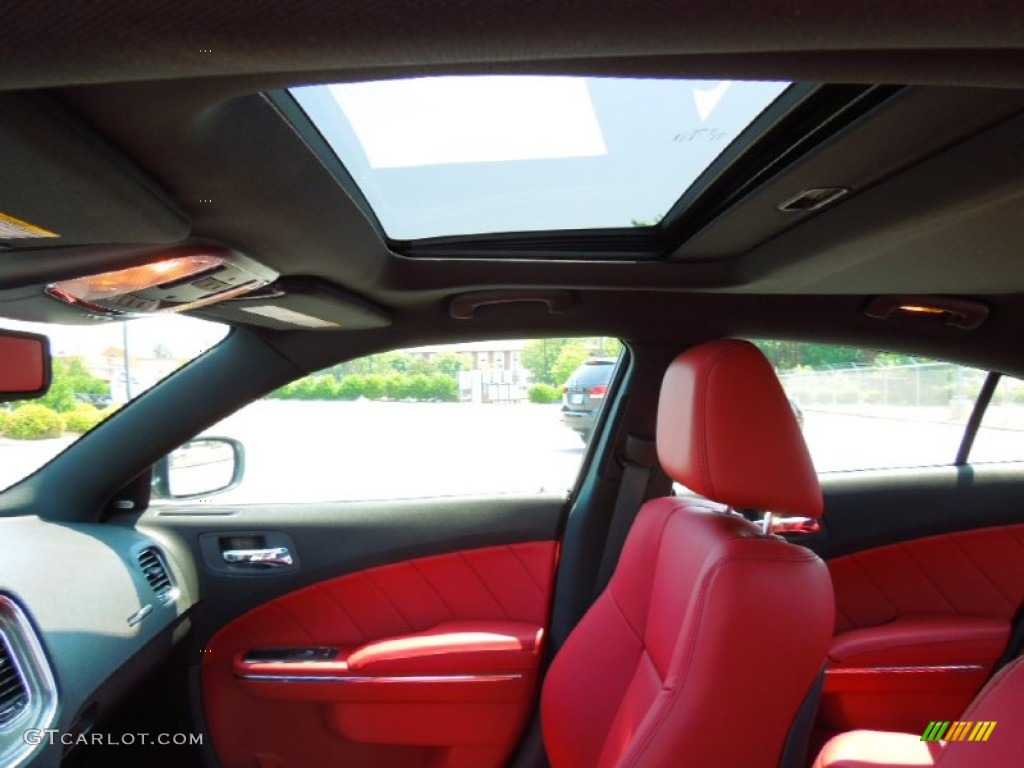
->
[656,339,822,517]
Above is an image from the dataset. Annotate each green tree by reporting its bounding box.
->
[522,338,621,386]
[521,339,571,387]
[754,340,879,371]
[528,384,561,404]
[64,357,109,396]
[551,341,591,387]
[27,357,110,413]
[290,375,337,400]
[592,337,622,357]
[427,374,458,402]
[33,373,76,413]
[337,375,366,400]
[4,404,65,439]
[384,372,412,400]
[406,374,432,401]
[874,351,924,367]
[362,374,386,400]
[65,403,104,433]
[432,352,468,377]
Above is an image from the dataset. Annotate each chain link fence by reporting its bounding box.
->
[778,362,995,423]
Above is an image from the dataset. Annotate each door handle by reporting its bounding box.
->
[222,547,294,567]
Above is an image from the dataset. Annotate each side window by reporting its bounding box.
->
[966,375,1024,464]
[185,338,621,504]
[755,341,988,473]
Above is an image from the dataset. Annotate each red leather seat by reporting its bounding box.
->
[541,339,835,768]
[813,656,1024,767]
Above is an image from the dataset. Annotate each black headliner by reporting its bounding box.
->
[2,2,1024,377]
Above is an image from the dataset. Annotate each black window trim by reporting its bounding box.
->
[956,370,1002,466]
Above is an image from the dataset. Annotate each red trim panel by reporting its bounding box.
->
[821,664,990,734]
[822,527,1024,735]
[203,541,558,768]
[828,524,1024,633]
[827,615,1008,668]
[815,658,1024,767]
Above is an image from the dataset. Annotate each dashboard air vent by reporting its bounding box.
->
[0,635,28,726]
[0,595,57,767]
[138,547,175,603]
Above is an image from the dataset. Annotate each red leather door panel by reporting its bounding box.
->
[821,525,1024,734]
[829,524,1024,633]
[203,541,558,768]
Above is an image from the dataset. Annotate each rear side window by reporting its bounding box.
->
[754,341,1020,473]
[175,338,622,504]
[967,375,1024,464]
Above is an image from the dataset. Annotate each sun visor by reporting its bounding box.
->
[0,94,188,249]
[204,277,391,331]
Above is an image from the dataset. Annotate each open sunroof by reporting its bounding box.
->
[289,76,790,242]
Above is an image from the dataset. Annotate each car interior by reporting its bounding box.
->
[2,3,1024,767]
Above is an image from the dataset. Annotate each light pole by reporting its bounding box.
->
[122,322,133,400]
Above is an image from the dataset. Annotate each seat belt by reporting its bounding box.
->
[991,605,1024,677]
[778,665,826,768]
[592,435,659,599]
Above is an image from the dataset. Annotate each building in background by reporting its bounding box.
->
[411,340,530,403]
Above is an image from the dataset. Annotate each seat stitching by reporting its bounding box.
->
[849,555,900,618]
[946,534,1016,610]
[315,582,370,643]
[898,542,957,613]
[271,601,319,644]
[833,634,1007,663]
[458,551,510,618]
[621,552,820,768]
[693,344,745,499]
[607,589,644,645]
[1004,524,1024,551]
[363,569,415,633]
[408,559,457,621]
[597,500,688,757]
[834,604,854,631]
[505,543,546,599]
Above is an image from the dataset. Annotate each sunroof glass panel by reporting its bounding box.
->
[290,76,790,241]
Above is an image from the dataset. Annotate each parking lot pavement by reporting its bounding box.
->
[801,410,965,473]
[202,400,586,504]
[0,434,76,492]
[803,409,1024,472]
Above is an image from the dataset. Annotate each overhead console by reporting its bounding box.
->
[0,91,393,332]
[44,246,277,317]
[0,92,282,324]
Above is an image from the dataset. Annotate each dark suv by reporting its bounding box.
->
[560,358,617,443]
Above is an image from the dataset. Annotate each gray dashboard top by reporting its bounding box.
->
[0,515,194,768]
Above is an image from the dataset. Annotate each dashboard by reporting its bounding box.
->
[0,516,195,768]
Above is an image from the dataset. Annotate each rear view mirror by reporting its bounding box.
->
[0,329,51,401]
[153,437,245,500]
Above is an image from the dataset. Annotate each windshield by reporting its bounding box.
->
[0,315,227,492]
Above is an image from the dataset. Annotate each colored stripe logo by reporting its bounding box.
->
[921,721,996,742]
